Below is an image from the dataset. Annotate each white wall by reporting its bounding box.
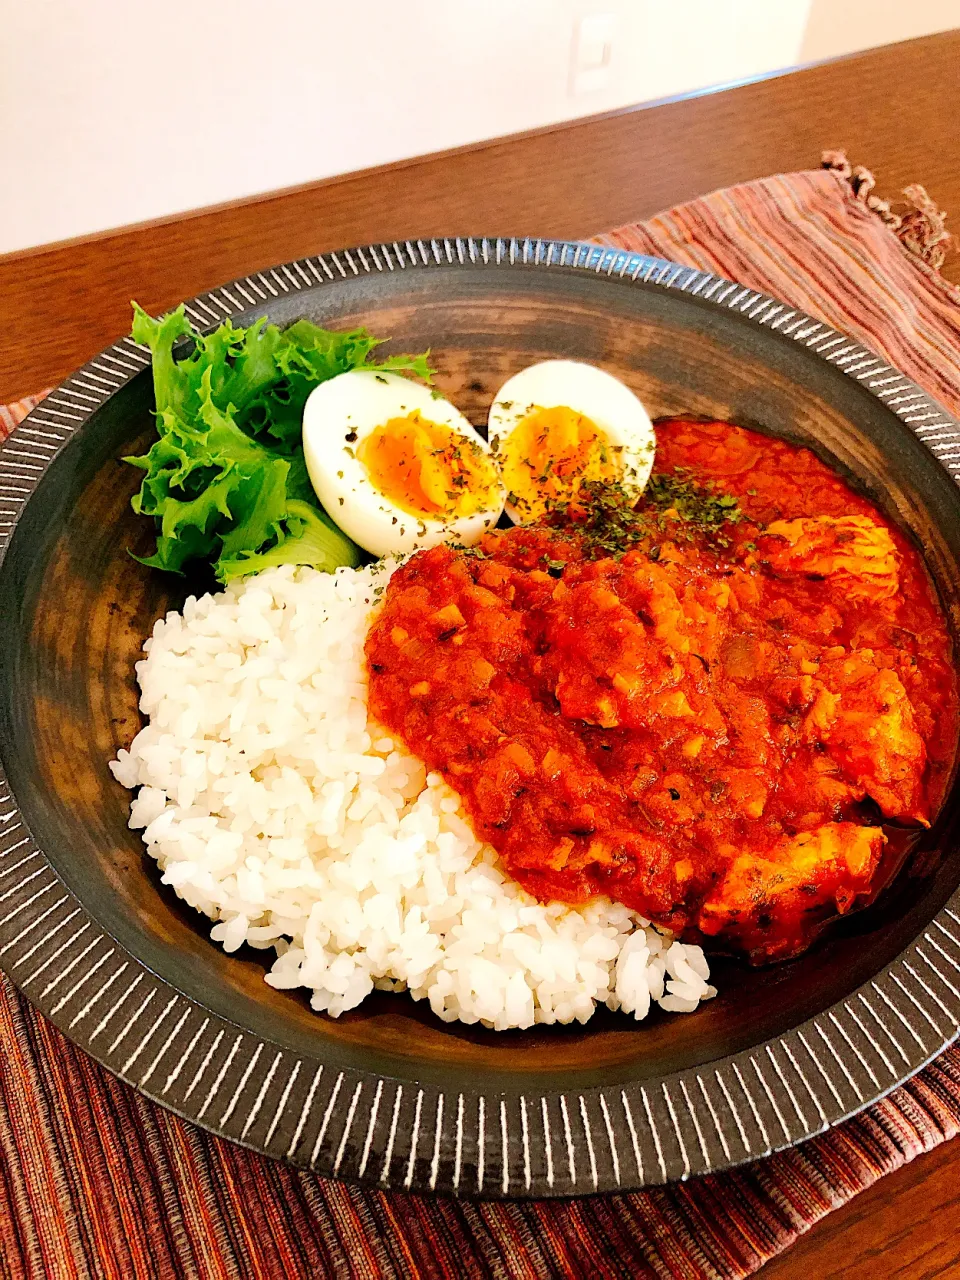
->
[2,0,956,255]
[801,0,959,60]
[1,0,812,254]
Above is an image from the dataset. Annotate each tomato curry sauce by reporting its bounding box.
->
[366,419,958,962]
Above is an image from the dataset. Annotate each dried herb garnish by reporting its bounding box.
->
[537,468,744,558]
[643,468,743,543]
[544,480,650,557]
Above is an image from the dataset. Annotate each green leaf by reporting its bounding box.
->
[215,317,287,416]
[126,300,431,582]
[283,448,318,505]
[217,459,291,559]
[217,501,362,582]
[367,350,434,383]
[131,303,197,419]
[133,521,219,575]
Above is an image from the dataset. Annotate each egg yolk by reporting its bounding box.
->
[497,405,621,520]
[357,412,500,519]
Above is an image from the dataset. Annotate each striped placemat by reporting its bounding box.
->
[1,155,959,1278]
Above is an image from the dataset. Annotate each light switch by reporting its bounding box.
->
[570,13,615,95]
[577,13,614,68]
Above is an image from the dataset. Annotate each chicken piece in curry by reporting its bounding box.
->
[366,419,957,962]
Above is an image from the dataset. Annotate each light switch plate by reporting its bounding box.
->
[570,12,615,95]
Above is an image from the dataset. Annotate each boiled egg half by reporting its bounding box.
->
[303,370,505,556]
[487,360,655,523]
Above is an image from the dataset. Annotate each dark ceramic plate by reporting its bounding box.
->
[2,239,960,1199]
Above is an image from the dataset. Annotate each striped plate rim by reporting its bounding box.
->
[0,238,959,1197]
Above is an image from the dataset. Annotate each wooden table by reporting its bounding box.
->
[757,1137,960,1278]
[2,28,960,1277]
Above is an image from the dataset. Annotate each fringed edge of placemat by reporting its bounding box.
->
[0,392,49,441]
[821,148,956,275]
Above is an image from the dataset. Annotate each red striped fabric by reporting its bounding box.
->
[2,164,959,1278]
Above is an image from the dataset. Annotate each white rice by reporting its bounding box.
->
[110,562,715,1030]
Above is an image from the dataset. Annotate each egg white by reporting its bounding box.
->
[302,370,505,557]
[487,360,656,522]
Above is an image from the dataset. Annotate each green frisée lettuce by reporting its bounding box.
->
[218,500,360,582]
[125,303,432,581]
